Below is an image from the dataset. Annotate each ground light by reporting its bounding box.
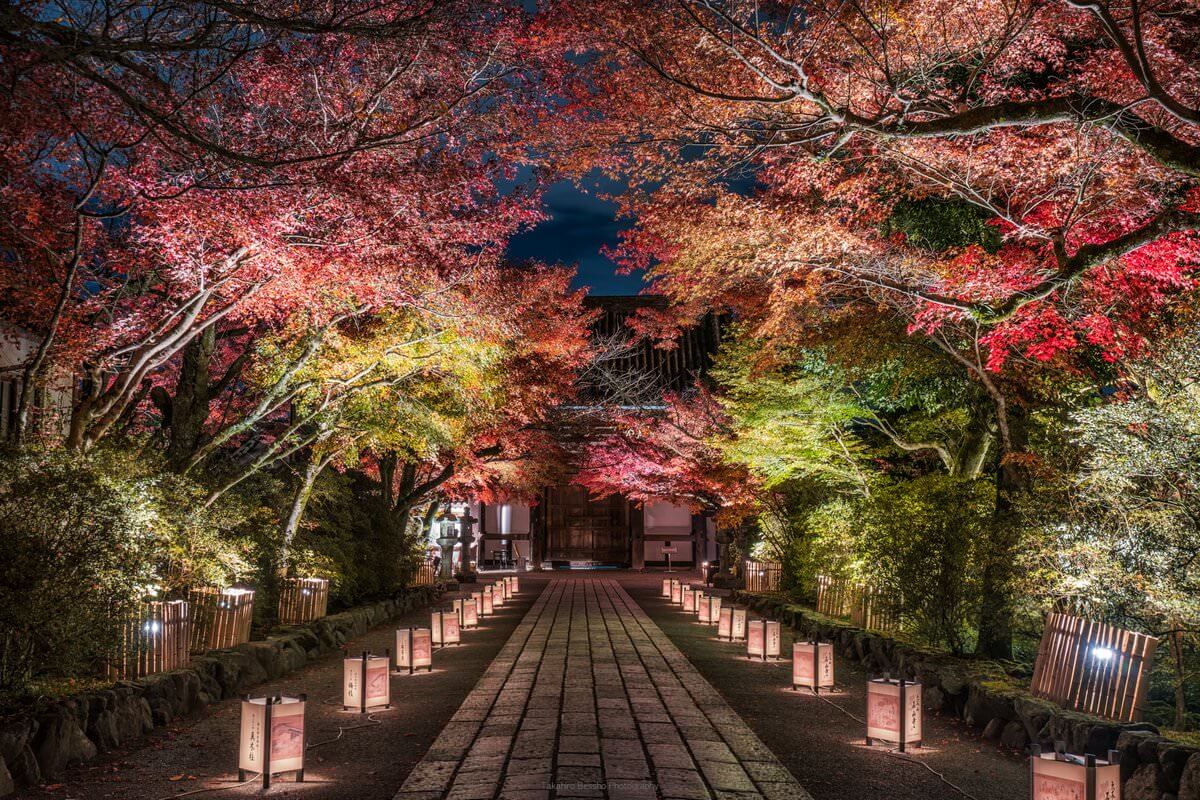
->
[239,694,306,789]
[342,651,390,712]
[1030,745,1121,799]
[681,585,697,613]
[866,676,922,752]
[394,627,433,674]
[431,608,461,647]
[500,578,513,601]
[482,585,495,615]
[507,575,519,594]
[662,578,672,597]
[471,590,484,619]
[670,579,682,604]
[747,619,781,660]
[701,561,710,586]
[792,641,835,693]
[456,596,478,629]
[492,581,506,608]
[718,606,747,641]
[697,594,721,625]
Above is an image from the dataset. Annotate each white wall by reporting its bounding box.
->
[644,501,691,534]
[483,502,531,535]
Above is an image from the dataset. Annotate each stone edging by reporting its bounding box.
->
[732,590,1200,800]
[0,584,444,796]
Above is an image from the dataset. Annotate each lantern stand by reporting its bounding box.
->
[344,649,391,713]
[239,694,307,789]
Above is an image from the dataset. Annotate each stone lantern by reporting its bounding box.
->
[436,507,459,583]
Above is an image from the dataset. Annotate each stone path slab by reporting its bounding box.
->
[393,579,812,800]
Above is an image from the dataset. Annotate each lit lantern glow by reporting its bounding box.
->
[455,597,478,629]
[662,579,672,597]
[1030,747,1121,800]
[866,676,922,751]
[718,606,747,641]
[431,609,461,647]
[472,591,484,619]
[792,641,835,693]
[746,619,781,660]
[394,627,433,674]
[343,651,390,712]
[239,694,306,789]
[501,577,513,600]
[492,581,506,608]
[697,594,721,625]
[507,575,519,594]
[669,579,682,604]
[681,586,697,613]
[482,585,495,615]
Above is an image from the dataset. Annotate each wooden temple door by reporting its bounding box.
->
[544,486,631,564]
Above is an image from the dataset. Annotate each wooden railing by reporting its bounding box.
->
[816,575,899,632]
[743,560,781,593]
[109,599,192,679]
[278,577,329,625]
[1031,611,1159,723]
[188,587,255,653]
[409,560,438,587]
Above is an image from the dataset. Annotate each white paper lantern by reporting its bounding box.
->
[394,627,433,674]
[431,609,461,647]
[1030,748,1121,800]
[491,581,506,608]
[866,677,922,751]
[343,651,390,712]
[662,579,672,598]
[482,585,495,615]
[697,595,721,625]
[747,619,781,660]
[239,694,306,788]
[681,586,697,613]
[670,579,682,604]
[792,642,835,692]
[718,606,747,641]
[455,597,478,629]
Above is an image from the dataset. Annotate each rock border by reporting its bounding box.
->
[732,590,1200,800]
[0,584,443,796]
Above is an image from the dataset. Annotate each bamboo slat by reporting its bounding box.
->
[109,599,192,679]
[189,587,255,653]
[1030,611,1158,722]
[278,578,329,625]
[743,560,781,593]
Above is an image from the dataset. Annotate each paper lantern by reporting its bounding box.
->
[471,591,484,619]
[457,597,478,629]
[507,575,519,594]
[661,579,672,597]
[343,650,390,712]
[491,581,506,608]
[681,586,697,613]
[394,627,433,674]
[747,619,781,660]
[501,577,513,600]
[866,676,922,751]
[1030,747,1121,800]
[697,595,721,625]
[431,609,461,647]
[718,606,747,641]
[792,641,835,693]
[670,579,682,604]
[239,694,306,788]
[482,585,495,615]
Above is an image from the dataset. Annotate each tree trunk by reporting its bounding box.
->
[166,328,216,471]
[975,405,1032,660]
[951,395,994,479]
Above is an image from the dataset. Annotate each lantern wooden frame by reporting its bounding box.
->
[394,627,433,674]
[718,606,747,641]
[866,677,922,751]
[343,650,391,712]
[239,694,306,789]
[792,641,835,693]
[431,609,461,647]
[1030,747,1121,800]
[746,619,781,660]
[697,595,721,625]
[482,585,495,615]
[681,586,697,613]
[456,597,479,629]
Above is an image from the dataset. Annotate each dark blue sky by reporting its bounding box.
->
[505,178,646,296]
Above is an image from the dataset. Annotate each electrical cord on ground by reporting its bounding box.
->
[808,686,983,800]
[149,774,257,800]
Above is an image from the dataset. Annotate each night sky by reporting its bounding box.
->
[505,177,646,296]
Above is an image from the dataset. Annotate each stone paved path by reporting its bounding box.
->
[394,579,812,800]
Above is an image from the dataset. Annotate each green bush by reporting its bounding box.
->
[0,448,256,696]
[855,476,995,654]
